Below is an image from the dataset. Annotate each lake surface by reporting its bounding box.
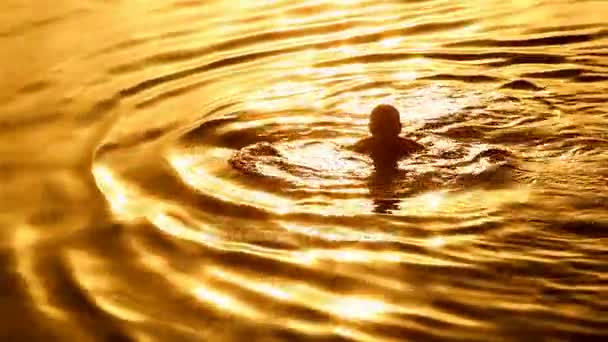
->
[1,0,607,340]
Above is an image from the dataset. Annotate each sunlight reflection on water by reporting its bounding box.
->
[2,0,607,340]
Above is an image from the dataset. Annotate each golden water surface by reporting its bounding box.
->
[1,0,607,340]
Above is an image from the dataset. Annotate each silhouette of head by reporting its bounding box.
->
[369,104,402,139]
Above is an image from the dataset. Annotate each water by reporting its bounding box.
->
[2,0,607,340]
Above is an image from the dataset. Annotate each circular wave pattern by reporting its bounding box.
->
[3,0,608,341]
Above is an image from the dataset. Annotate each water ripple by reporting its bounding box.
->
[2,0,608,340]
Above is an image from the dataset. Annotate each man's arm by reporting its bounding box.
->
[399,137,425,153]
[347,137,372,154]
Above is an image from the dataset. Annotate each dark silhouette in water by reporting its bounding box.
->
[350,104,424,172]
[230,104,427,214]
[349,104,425,213]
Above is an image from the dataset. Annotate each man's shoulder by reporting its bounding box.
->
[350,137,375,153]
[397,137,424,152]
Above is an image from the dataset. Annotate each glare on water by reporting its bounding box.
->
[1,0,607,340]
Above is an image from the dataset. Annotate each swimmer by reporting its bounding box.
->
[349,104,424,169]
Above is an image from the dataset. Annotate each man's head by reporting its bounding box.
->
[369,104,402,139]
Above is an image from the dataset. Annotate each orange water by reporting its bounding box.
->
[1,1,607,340]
